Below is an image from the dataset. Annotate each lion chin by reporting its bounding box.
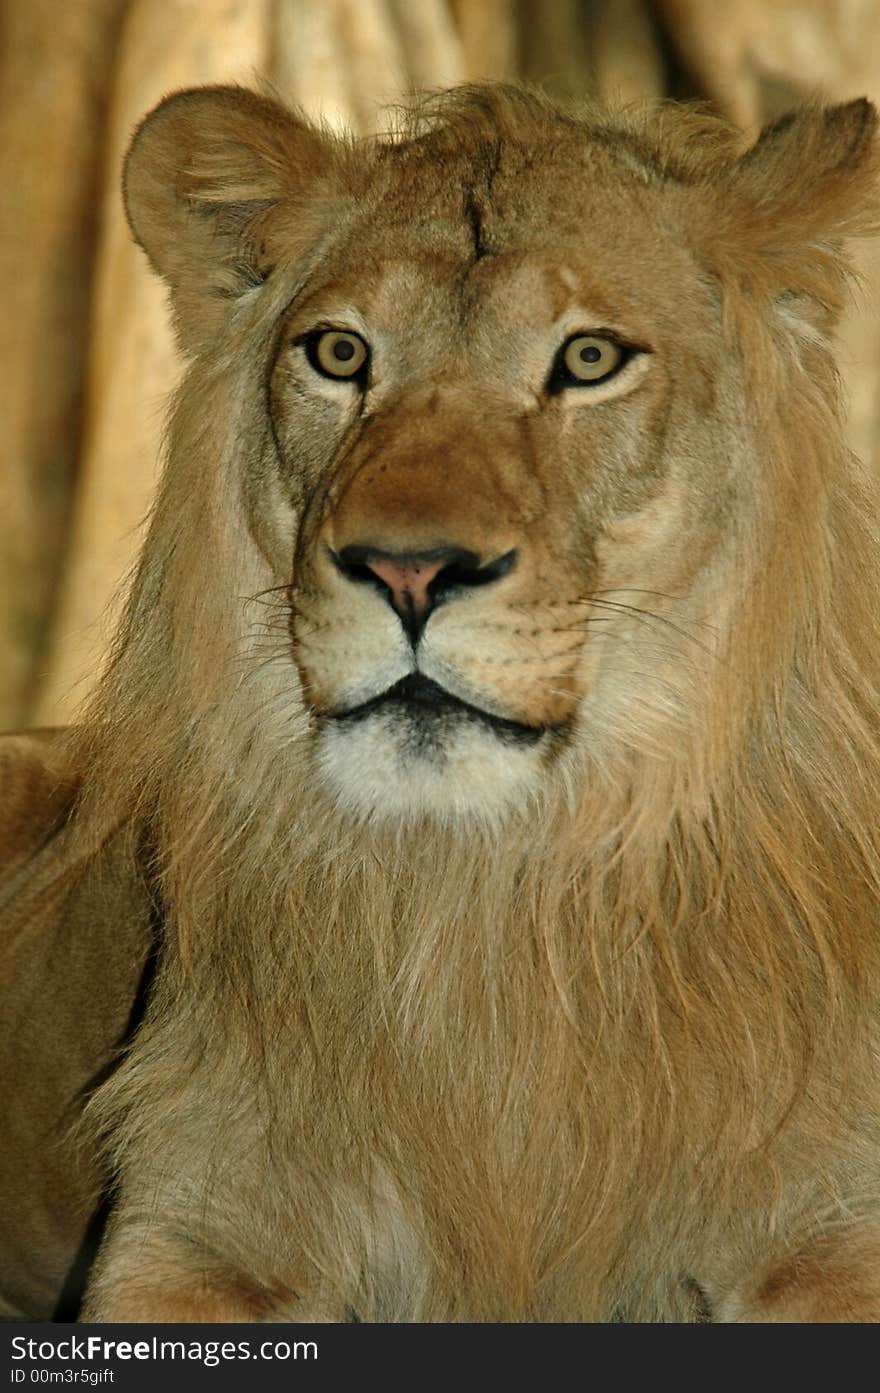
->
[316,673,552,824]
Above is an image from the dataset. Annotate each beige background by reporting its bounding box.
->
[2,0,878,729]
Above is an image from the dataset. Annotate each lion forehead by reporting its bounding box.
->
[279,162,704,358]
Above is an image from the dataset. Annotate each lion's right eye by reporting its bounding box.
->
[552,333,628,389]
[306,330,369,381]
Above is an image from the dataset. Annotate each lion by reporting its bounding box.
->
[3,81,880,1323]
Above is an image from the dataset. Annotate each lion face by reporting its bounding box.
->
[123,87,874,824]
[263,154,731,822]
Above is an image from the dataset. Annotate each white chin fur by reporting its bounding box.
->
[316,710,547,826]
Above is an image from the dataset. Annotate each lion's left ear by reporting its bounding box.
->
[709,99,880,321]
[124,85,339,349]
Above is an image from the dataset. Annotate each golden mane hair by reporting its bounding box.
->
[8,84,880,1321]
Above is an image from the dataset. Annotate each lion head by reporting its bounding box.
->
[106,84,876,831]
[68,85,880,1322]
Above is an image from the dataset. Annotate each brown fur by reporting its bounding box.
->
[0,731,152,1318]
[4,83,880,1322]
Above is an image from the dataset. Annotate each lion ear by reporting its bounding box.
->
[712,99,880,321]
[124,86,336,343]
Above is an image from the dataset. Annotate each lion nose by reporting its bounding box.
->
[364,554,448,617]
[330,544,518,642]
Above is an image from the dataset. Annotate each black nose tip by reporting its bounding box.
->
[329,545,518,643]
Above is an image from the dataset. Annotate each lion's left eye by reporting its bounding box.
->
[307,330,369,381]
[555,334,626,386]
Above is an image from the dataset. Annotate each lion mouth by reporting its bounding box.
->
[333,673,547,746]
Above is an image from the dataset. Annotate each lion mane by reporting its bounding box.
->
[3,83,880,1322]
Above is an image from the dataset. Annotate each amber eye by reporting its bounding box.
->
[559,334,624,385]
[309,330,369,380]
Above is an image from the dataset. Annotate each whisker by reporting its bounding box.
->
[589,587,690,602]
[241,584,291,605]
[584,598,715,654]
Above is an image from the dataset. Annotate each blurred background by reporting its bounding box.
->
[2,0,879,730]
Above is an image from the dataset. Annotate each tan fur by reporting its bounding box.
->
[4,83,880,1322]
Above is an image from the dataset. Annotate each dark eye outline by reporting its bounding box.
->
[547,331,639,393]
[300,328,371,384]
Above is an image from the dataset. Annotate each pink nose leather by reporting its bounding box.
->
[365,556,447,617]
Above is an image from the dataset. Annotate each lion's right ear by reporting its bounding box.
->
[124,86,337,346]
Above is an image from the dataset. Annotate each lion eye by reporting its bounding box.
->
[309,330,369,380]
[559,334,624,385]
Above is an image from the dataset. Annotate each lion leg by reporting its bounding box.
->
[81,1225,336,1323]
[717,1223,880,1323]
